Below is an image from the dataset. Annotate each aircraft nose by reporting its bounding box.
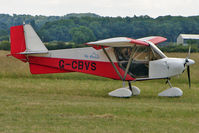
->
[186,59,195,66]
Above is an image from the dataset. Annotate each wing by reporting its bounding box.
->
[86,37,149,50]
[86,36,167,50]
[138,36,167,45]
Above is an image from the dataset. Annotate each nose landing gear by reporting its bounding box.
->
[158,79,183,97]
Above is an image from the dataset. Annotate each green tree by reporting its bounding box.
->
[0,40,10,50]
[69,26,96,44]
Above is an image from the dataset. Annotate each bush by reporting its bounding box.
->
[159,43,199,52]
[0,40,10,50]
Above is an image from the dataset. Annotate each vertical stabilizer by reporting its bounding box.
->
[10,24,48,62]
[23,24,48,53]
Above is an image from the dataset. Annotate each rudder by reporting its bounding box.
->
[10,25,27,62]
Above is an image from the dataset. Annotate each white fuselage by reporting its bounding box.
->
[149,58,194,79]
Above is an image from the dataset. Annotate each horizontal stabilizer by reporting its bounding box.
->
[20,51,48,54]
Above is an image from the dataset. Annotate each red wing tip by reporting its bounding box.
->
[130,39,149,46]
[148,36,167,44]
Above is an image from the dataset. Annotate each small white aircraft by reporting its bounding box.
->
[9,24,195,98]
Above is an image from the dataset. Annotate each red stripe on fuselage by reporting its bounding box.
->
[28,56,135,81]
[29,63,73,74]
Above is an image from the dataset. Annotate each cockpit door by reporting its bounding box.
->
[114,43,166,79]
[114,46,150,78]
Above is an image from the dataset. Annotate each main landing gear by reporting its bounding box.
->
[108,81,141,98]
[109,79,183,98]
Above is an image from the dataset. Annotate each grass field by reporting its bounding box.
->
[0,50,199,133]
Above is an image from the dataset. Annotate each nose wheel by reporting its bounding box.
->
[158,79,183,97]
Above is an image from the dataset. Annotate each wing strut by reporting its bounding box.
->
[123,47,137,80]
[102,47,137,82]
[102,47,123,80]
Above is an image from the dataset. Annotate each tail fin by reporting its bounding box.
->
[10,24,48,62]
[10,25,27,62]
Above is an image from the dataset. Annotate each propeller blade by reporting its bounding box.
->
[187,66,191,88]
[188,46,191,59]
[185,46,191,63]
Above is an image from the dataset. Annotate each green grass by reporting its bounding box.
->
[0,50,199,133]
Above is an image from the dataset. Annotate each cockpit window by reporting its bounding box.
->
[149,47,163,60]
[115,46,162,62]
[133,46,149,61]
[114,45,163,78]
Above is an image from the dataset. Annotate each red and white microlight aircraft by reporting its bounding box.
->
[9,24,195,97]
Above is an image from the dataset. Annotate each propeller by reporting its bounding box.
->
[187,65,191,88]
[185,46,191,64]
[184,46,194,88]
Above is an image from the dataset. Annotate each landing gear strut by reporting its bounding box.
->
[102,47,140,98]
[128,81,132,91]
[128,81,140,96]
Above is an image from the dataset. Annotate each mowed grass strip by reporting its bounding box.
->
[0,50,199,133]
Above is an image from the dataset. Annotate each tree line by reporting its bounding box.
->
[1,40,199,53]
[37,15,199,44]
[0,13,199,48]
